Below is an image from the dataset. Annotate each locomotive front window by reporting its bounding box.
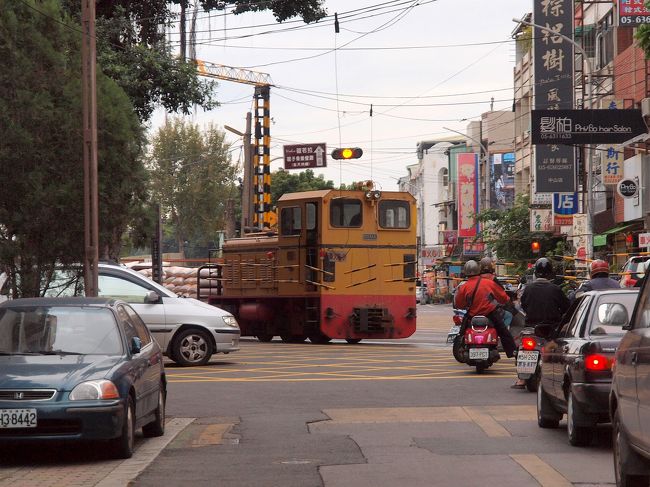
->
[280,207,302,235]
[330,199,362,227]
[379,200,410,229]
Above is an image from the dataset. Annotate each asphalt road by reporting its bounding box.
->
[138,304,616,487]
[0,304,617,487]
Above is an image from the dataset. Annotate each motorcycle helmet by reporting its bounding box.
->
[590,259,609,278]
[463,260,480,277]
[479,257,495,274]
[533,257,554,280]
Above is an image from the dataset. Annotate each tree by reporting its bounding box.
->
[270,169,335,205]
[147,119,238,257]
[0,0,148,296]
[475,195,559,273]
[60,0,327,120]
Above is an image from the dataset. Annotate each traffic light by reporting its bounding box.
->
[331,147,363,160]
[531,241,541,254]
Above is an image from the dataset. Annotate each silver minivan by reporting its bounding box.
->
[44,263,240,366]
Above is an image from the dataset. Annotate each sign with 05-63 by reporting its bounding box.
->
[283,143,327,170]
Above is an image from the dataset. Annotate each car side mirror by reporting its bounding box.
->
[534,323,555,339]
[130,336,142,355]
[144,291,160,304]
[622,322,633,331]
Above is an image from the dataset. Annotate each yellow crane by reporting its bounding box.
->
[196,60,274,228]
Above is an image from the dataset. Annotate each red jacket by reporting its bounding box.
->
[454,275,509,317]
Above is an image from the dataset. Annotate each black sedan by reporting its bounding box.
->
[0,297,166,458]
[535,289,639,446]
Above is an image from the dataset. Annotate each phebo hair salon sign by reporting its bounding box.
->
[532,109,647,144]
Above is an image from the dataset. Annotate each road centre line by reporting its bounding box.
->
[168,373,516,383]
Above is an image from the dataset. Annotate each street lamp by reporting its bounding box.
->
[513,17,594,259]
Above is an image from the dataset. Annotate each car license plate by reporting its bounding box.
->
[516,350,539,375]
[0,409,37,428]
[469,348,489,360]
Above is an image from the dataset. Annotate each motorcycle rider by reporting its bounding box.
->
[515,257,571,389]
[569,259,618,302]
[454,260,517,358]
[521,257,570,323]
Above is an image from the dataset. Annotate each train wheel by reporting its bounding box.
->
[257,334,273,342]
[346,338,362,344]
[281,335,306,343]
[309,333,331,344]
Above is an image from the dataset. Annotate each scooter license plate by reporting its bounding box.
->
[446,326,460,343]
[469,348,489,360]
[516,350,539,375]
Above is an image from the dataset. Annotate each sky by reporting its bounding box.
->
[151,0,533,191]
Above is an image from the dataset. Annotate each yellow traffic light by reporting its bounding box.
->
[331,147,363,160]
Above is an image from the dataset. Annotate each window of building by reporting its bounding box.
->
[378,200,410,229]
[330,199,362,227]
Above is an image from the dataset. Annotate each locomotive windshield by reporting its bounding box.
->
[378,200,410,229]
[280,206,302,235]
[330,198,362,227]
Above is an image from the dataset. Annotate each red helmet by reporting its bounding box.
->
[590,259,609,277]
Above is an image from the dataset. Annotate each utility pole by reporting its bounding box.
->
[226,111,253,233]
[81,0,99,297]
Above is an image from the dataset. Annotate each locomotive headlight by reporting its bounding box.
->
[373,190,381,199]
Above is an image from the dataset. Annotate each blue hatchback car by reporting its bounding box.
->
[0,297,166,458]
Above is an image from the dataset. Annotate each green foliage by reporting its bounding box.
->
[270,169,335,205]
[147,118,238,257]
[60,1,326,121]
[0,0,147,296]
[475,194,559,274]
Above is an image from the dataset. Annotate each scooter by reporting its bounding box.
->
[448,309,466,363]
[460,315,501,373]
[514,327,543,392]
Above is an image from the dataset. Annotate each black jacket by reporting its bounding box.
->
[521,278,570,325]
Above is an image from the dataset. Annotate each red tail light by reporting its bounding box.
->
[522,337,537,350]
[453,315,463,325]
[585,354,612,371]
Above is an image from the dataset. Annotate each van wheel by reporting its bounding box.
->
[172,328,213,366]
[537,381,560,428]
[256,334,273,342]
[309,333,331,344]
[346,339,362,344]
[614,408,650,487]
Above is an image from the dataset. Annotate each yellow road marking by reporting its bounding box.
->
[322,406,471,423]
[462,407,511,437]
[192,423,236,447]
[510,454,572,487]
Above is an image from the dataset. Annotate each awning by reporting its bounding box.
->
[594,223,639,247]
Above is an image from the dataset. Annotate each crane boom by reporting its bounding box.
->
[195,59,273,229]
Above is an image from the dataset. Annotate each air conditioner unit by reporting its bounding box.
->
[642,98,650,118]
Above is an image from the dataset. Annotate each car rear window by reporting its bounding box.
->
[589,293,638,336]
[0,306,123,355]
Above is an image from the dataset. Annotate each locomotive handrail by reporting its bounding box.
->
[345,277,377,288]
[305,264,334,277]
[306,279,335,290]
[276,279,300,283]
[344,264,376,274]
[385,278,417,282]
[383,261,417,267]
[274,264,300,269]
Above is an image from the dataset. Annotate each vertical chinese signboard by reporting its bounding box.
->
[457,153,479,238]
[534,0,576,193]
[530,208,554,232]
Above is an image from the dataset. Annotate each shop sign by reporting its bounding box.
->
[457,153,479,238]
[530,208,554,233]
[639,233,650,248]
[462,240,485,256]
[618,179,638,198]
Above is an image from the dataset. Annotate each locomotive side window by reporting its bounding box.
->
[330,198,362,227]
[280,207,302,236]
[379,200,410,229]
